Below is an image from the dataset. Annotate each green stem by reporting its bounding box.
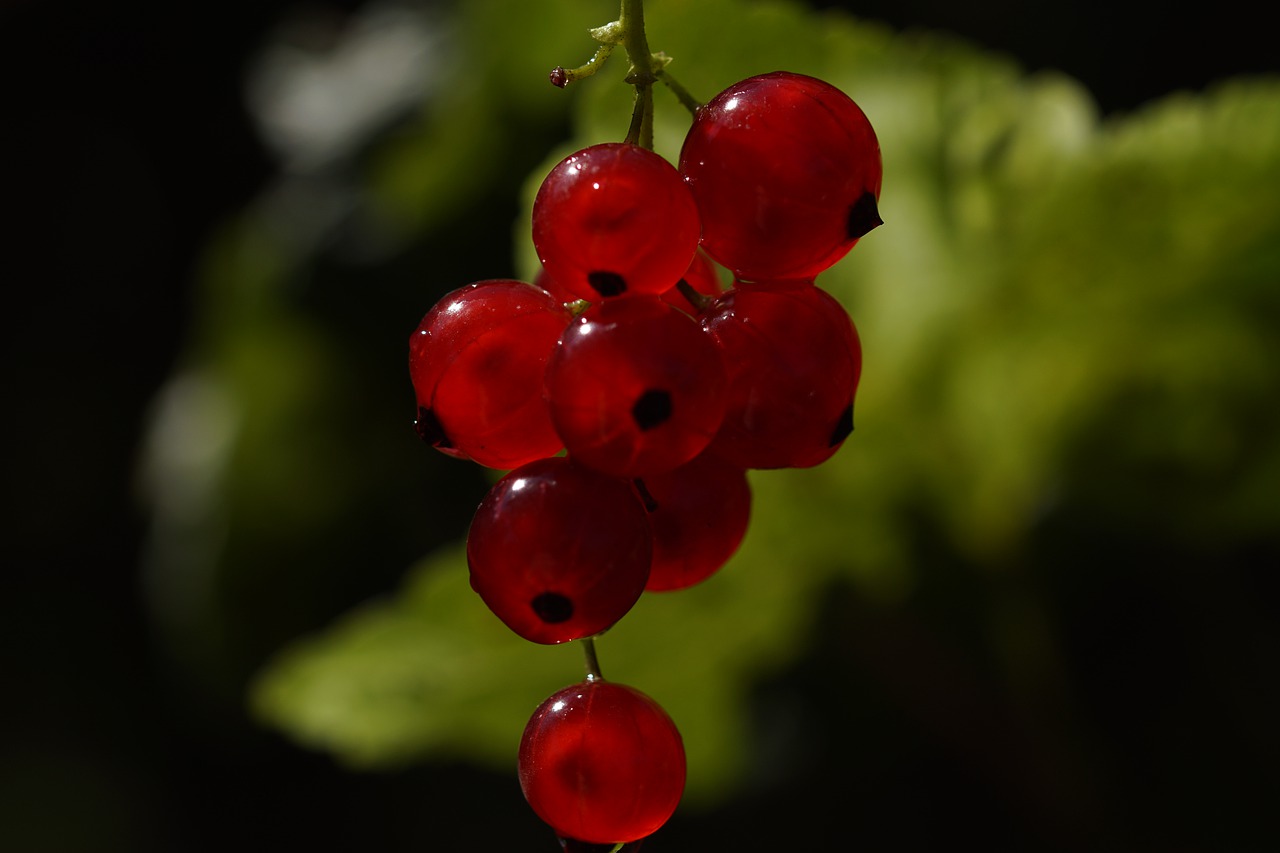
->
[581,636,605,682]
[618,0,655,86]
[658,69,703,114]
[623,84,655,148]
[675,279,713,314]
[550,42,616,87]
[619,0,657,149]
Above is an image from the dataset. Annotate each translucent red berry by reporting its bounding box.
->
[701,280,862,469]
[520,680,686,845]
[544,295,728,478]
[533,267,581,306]
[679,71,883,281]
[467,456,652,644]
[636,451,752,591]
[409,279,570,469]
[532,142,701,300]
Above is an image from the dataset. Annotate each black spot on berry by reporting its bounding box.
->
[532,592,573,624]
[829,401,855,447]
[846,191,883,240]
[587,270,627,297]
[414,406,453,448]
[631,389,673,431]
[632,478,660,513]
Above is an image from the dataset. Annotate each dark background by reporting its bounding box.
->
[3,1,1276,850]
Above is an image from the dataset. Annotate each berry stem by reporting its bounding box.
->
[619,0,656,149]
[675,279,714,314]
[550,42,617,88]
[657,68,703,114]
[580,635,605,682]
[618,0,654,87]
[623,84,654,148]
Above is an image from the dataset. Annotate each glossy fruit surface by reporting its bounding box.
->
[545,295,728,478]
[679,71,882,281]
[701,280,862,469]
[467,456,652,644]
[533,143,701,300]
[409,279,570,469]
[637,452,752,591]
[520,680,685,844]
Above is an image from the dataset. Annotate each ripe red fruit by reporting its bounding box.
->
[409,279,570,469]
[520,680,686,845]
[544,295,728,478]
[467,456,652,644]
[701,280,862,469]
[533,142,701,300]
[679,71,883,281]
[636,452,752,591]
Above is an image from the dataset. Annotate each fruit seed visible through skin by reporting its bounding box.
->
[532,592,574,624]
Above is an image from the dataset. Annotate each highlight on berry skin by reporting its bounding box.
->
[408,279,571,470]
[465,456,652,644]
[544,295,729,478]
[532,142,701,302]
[519,680,686,845]
[700,279,863,469]
[679,70,883,281]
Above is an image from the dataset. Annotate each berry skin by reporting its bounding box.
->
[545,295,728,478]
[636,452,752,591]
[701,280,862,469]
[533,267,581,306]
[533,142,701,301]
[467,456,652,644]
[520,680,686,845]
[409,279,570,469]
[679,71,883,281]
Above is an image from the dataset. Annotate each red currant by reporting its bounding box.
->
[533,267,581,306]
[409,280,570,469]
[636,451,752,591]
[467,456,652,644]
[520,679,686,845]
[701,280,862,469]
[679,71,883,281]
[544,295,728,478]
[532,142,701,300]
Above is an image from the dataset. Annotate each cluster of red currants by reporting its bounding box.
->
[409,71,881,848]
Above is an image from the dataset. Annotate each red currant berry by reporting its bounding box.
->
[467,456,652,644]
[544,295,728,478]
[679,71,883,281]
[635,451,752,591]
[409,280,570,469]
[533,267,581,307]
[701,280,862,469]
[532,143,701,300]
[520,680,686,845]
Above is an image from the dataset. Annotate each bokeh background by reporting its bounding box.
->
[4,0,1278,850]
